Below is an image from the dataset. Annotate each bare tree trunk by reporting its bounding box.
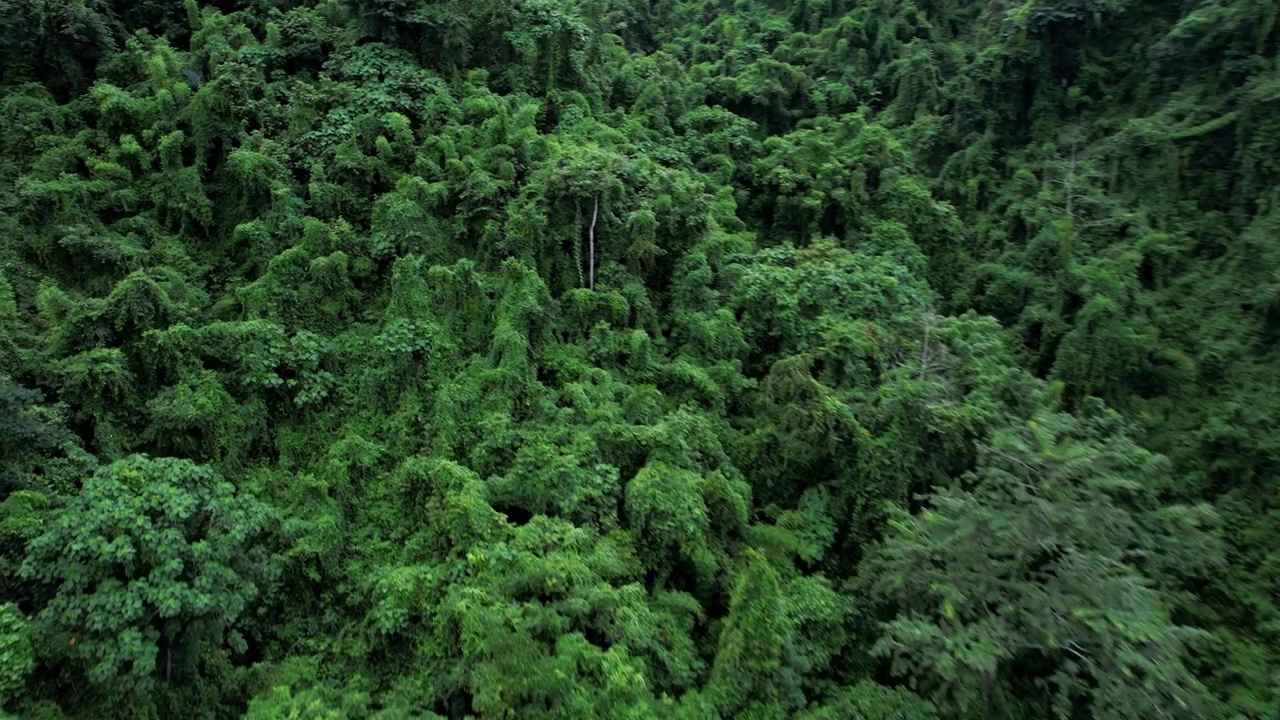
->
[588,194,599,290]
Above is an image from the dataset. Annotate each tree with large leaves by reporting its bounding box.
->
[20,455,278,700]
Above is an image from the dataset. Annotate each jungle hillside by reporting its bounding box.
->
[1,0,1278,718]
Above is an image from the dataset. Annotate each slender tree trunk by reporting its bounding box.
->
[589,194,599,290]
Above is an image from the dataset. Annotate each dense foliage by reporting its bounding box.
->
[0,0,1276,718]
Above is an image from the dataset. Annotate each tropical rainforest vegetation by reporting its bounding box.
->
[0,0,1277,717]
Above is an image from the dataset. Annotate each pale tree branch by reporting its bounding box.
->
[589,193,599,290]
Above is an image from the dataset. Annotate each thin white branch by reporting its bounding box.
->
[588,194,599,291]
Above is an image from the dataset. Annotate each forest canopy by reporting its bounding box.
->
[0,0,1277,718]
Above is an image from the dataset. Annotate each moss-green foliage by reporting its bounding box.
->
[0,0,1275,718]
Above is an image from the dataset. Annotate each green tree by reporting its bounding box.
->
[0,604,33,710]
[706,550,805,719]
[20,455,278,696]
[866,410,1221,719]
